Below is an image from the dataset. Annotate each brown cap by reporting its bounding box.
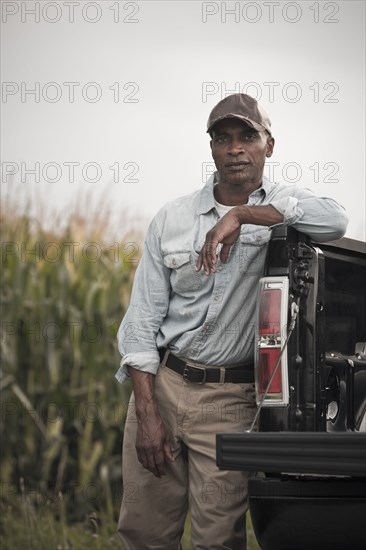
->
[207,93,272,135]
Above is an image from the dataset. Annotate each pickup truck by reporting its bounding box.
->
[216,227,366,550]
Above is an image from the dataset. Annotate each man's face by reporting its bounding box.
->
[210,118,274,187]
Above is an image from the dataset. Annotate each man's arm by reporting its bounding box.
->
[129,369,174,478]
[196,204,283,274]
[116,217,174,477]
[196,191,348,274]
[116,217,170,381]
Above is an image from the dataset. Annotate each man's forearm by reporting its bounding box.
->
[235,204,284,226]
[128,367,160,420]
[196,204,284,274]
[127,366,174,477]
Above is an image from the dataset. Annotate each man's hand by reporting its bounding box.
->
[195,204,284,275]
[128,368,174,478]
[135,411,174,478]
[196,209,241,275]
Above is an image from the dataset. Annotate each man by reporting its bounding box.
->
[115,93,348,549]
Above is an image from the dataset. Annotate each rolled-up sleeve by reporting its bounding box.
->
[115,218,171,383]
[270,187,348,242]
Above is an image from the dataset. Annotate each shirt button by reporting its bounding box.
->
[172,259,177,266]
[213,295,220,301]
[218,265,223,271]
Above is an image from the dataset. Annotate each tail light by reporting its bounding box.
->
[255,277,289,406]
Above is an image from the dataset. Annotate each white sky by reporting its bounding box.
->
[1,0,365,241]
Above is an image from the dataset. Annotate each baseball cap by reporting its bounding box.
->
[206,93,272,135]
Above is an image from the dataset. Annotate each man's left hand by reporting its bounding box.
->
[195,204,284,275]
[195,209,241,275]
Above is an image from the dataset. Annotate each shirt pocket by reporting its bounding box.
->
[163,252,203,294]
[237,226,271,275]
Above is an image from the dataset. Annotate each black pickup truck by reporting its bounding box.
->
[216,227,366,550]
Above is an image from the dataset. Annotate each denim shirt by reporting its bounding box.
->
[115,174,348,383]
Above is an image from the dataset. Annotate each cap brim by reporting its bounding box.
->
[207,114,266,134]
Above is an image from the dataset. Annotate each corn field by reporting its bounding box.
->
[0,195,260,549]
[0,194,141,540]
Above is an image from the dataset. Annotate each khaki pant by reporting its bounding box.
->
[118,361,257,550]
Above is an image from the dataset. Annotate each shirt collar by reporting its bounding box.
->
[196,173,217,215]
[197,172,274,215]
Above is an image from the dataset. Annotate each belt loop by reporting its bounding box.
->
[219,367,226,385]
[161,349,169,367]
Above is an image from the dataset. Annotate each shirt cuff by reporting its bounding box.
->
[114,351,160,384]
[270,197,304,227]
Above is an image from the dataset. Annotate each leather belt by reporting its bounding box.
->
[159,348,254,384]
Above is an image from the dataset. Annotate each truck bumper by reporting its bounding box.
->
[216,432,366,477]
[216,432,366,549]
[249,476,366,550]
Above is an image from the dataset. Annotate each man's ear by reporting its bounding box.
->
[266,136,275,157]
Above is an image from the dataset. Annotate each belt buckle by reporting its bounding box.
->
[183,362,207,384]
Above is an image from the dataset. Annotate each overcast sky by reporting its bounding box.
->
[2,0,365,241]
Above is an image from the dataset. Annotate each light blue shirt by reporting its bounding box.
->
[115,174,348,383]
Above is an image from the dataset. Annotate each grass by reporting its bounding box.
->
[0,501,123,550]
[181,510,260,550]
[0,498,260,550]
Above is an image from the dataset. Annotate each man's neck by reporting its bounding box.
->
[214,179,262,206]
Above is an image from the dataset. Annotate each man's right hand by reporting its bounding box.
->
[135,411,174,478]
[128,367,174,478]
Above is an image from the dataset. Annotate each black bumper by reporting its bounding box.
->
[216,432,366,549]
[216,432,366,477]
[248,477,366,550]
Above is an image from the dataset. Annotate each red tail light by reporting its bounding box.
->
[255,277,289,406]
[258,348,282,393]
[258,288,281,335]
